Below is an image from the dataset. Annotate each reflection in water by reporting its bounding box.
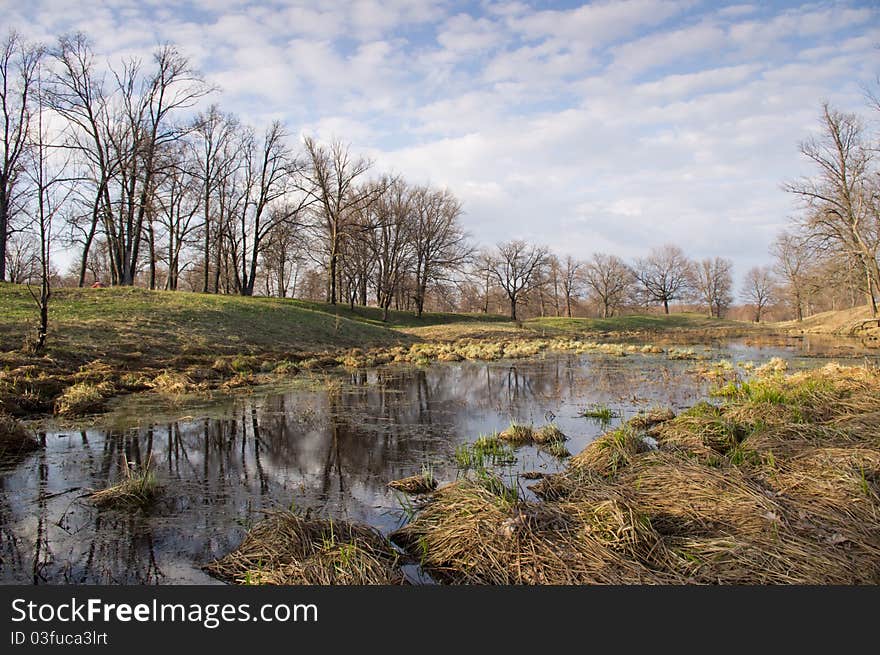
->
[0,341,876,584]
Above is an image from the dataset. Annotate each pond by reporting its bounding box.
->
[1,336,877,584]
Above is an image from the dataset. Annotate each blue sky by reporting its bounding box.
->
[8,0,880,275]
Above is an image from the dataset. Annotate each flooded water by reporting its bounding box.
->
[1,337,877,584]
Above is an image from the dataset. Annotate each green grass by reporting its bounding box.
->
[523,313,748,336]
[289,298,510,329]
[0,284,412,367]
[580,404,618,422]
[454,434,517,469]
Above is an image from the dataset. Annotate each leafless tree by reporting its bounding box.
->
[584,252,633,318]
[46,33,116,287]
[488,240,549,320]
[25,61,74,352]
[261,219,305,298]
[153,143,200,290]
[770,231,816,321]
[784,104,879,316]
[301,137,387,304]
[409,185,469,317]
[1,31,42,282]
[741,266,776,322]
[4,232,38,282]
[634,244,691,314]
[363,179,414,321]
[690,257,734,318]
[540,254,561,317]
[190,104,238,293]
[559,255,583,318]
[233,122,309,296]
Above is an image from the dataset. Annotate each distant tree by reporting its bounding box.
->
[560,255,583,318]
[46,33,116,288]
[634,244,691,314]
[4,232,37,283]
[300,137,387,304]
[741,266,776,322]
[233,122,308,296]
[409,186,469,317]
[690,257,734,318]
[488,240,549,320]
[583,253,633,318]
[363,179,415,321]
[189,104,239,293]
[770,231,813,321]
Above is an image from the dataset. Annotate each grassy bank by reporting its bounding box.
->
[0,283,761,418]
[774,304,880,340]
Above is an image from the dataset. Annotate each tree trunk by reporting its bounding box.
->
[202,192,211,293]
[509,297,517,321]
[663,298,669,314]
[0,191,8,282]
[866,265,878,318]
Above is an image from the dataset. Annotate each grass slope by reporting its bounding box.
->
[774,305,878,337]
[0,284,409,367]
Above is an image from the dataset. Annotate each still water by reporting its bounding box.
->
[1,337,876,584]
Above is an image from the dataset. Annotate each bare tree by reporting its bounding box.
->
[634,244,691,314]
[542,255,561,317]
[4,231,38,282]
[233,122,309,296]
[103,45,210,285]
[410,185,469,317]
[363,179,414,321]
[25,60,73,352]
[488,240,549,320]
[190,104,238,293]
[784,104,879,316]
[690,257,734,318]
[771,231,815,321]
[46,33,117,287]
[301,137,387,304]
[741,266,776,322]
[1,31,41,282]
[560,255,583,318]
[153,143,200,290]
[584,253,633,318]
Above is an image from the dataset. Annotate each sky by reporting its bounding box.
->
[6,0,880,276]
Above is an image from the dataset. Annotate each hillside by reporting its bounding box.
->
[0,284,413,369]
[774,305,880,338]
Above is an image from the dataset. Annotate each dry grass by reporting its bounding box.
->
[54,381,114,416]
[205,511,405,585]
[149,370,197,395]
[498,422,536,443]
[89,455,160,509]
[534,424,567,444]
[393,364,880,584]
[389,470,438,494]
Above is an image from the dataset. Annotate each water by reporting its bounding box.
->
[1,337,876,584]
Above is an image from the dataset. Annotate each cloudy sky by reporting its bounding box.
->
[8,0,880,275]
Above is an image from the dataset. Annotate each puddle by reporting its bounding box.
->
[1,337,877,584]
